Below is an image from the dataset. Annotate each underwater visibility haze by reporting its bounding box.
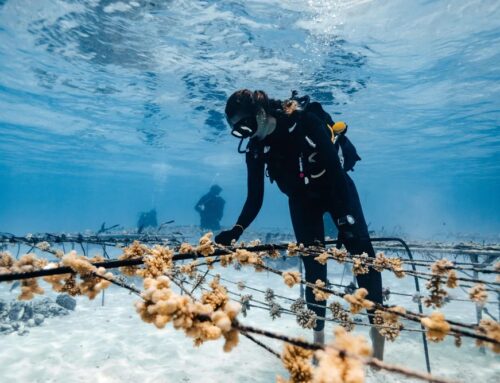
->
[1,2,500,383]
[1,1,500,236]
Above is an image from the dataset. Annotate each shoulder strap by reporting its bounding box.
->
[336,135,361,172]
[301,98,361,172]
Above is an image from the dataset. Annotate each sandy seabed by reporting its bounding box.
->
[0,231,499,382]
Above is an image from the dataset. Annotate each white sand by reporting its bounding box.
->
[1,235,499,382]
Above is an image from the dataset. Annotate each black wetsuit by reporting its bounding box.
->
[234,109,382,331]
[195,193,225,231]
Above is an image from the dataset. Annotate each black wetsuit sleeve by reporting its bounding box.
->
[235,149,265,229]
[304,112,351,218]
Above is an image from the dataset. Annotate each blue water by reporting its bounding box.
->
[0,0,499,239]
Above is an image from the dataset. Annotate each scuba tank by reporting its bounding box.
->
[289,90,361,173]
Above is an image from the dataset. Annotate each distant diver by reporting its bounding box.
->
[137,209,158,234]
[195,184,225,231]
[214,89,385,359]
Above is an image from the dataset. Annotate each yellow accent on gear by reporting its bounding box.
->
[327,121,347,141]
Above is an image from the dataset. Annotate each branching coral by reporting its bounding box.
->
[222,327,240,352]
[454,334,462,348]
[220,253,235,267]
[38,251,113,300]
[43,273,80,295]
[469,284,488,305]
[79,268,113,300]
[237,281,246,291]
[254,252,267,272]
[279,342,314,383]
[343,288,374,314]
[136,275,240,350]
[351,253,369,276]
[291,298,306,314]
[12,253,48,273]
[205,257,216,269]
[138,245,174,278]
[201,277,229,310]
[296,309,317,330]
[265,288,276,304]
[446,270,458,288]
[424,277,448,308]
[475,319,500,353]
[432,259,454,274]
[240,294,252,317]
[3,233,500,374]
[287,243,304,257]
[180,260,198,277]
[270,302,282,320]
[234,249,264,269]
[0,251,14,274]
[9,254,48,300]
[388,257,405,278]
[421,312,451,342]
[35,241,51,251]
[283,271,302,288]
[373,306,406,341]
[19,278,45,300]
[314,252,330,265]
[178,242,195,254]
[119,241,150,276]
[196,233,215,256]
[313,279,331,301]
[329,248,347,264]
[424,259,454,308]
[313,327,372,383]
[372,252,390,272]
[62,251,95,275]
[371,252,405,278]
[267,249,281,259]
[329,302,354,332]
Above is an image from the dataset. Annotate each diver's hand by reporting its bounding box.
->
[215,225,243,246]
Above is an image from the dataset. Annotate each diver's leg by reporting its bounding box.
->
[341,175,383,306]
[289,196,327,340]
[328,175,385,359]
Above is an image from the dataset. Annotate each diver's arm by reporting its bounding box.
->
[215,151,264,245]
[235,150,265,229]
[194,196,205,213]
[305,112,351,218]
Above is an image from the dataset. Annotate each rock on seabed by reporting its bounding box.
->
[1,297,71,336]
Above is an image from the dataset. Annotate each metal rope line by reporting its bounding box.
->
[233,322,457,383]
[162,273,454,383]
[200,257,497,329]
[240,331,281,359]
[208,270,500,309]
[180,275,428,334]
[296,245,499,287]
[2,243,498,344]
[1,233,499,265]
[0,249,485,383]
[184,250,498,296]
[251,262,500,345]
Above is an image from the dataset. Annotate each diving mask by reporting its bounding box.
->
[228,115,258,139]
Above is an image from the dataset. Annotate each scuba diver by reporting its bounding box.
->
[214,89,385,359]
[195,184,225,231]
[137,209,158,234]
